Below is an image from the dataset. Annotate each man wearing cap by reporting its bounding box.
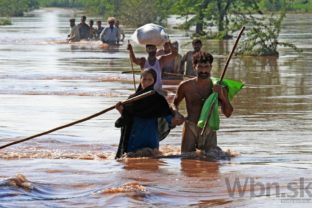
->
[67,19,80,42]
[100,17,120,45]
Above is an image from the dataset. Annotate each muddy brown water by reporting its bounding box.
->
[0,8,311,207]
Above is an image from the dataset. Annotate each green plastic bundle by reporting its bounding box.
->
[197,78,244,131]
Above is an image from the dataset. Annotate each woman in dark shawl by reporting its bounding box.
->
[115,68,174,158]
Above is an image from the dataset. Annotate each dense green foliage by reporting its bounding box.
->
[118,0,176,27]
[38,0,83,8]
[0,0,39,16]
[2,0,312,18]
[258,0,312,11]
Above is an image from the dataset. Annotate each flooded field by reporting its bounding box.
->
[0,8,312,207]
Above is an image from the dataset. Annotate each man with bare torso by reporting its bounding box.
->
[181,39,202,76]
[172,51,233,153]
[156,41,171,57]
[128,41,184,91]
[160,41,184,80]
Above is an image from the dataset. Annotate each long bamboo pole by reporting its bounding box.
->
[0,91,155,150]
[200,27,245,135]
[128,40,137,91]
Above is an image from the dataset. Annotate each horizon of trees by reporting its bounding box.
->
[0,0,39,16]
[35,0,312,39]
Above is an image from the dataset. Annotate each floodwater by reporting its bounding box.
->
[0,8,312,207]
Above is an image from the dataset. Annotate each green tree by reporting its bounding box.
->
[119,0,158,27]
[0,0,39,16]
[83,0,114,16]
[237,10,301,56]
[195,0,211,34]
[155,0,176,25]
[259,0,287,11]
[170,0,198,30]
[38,0,84,8]
[171,0,260,38]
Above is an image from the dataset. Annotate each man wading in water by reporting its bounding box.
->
[128,44,163,92]
[172,51,233,158]
[181,39,203,76]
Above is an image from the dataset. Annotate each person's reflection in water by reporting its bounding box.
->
[180,159,219,178]
[123,158,164,171]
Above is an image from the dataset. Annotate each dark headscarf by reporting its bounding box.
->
[115,69,173,158]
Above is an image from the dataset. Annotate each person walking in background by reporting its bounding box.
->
[88,19,97,40]
[115,20,125,42]
[100,17,119,45]
[160,41,184,80]
[127,43,163,91]
[67,18,80,42]
[78,16,90,40]
[95,20,104,40]
[181,39,203,76]
[156,41,171,57]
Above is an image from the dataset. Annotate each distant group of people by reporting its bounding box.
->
[115,38,233,159]
[67,16,125,44]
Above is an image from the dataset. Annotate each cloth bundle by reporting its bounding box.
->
[131,23,169,46]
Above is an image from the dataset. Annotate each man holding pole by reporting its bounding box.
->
[127,43,162,91]
[172,51,233,154]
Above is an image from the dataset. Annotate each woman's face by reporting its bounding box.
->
[141,73,155,89]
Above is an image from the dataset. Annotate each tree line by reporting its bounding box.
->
[0,0,39,16]
[2,0,310,37]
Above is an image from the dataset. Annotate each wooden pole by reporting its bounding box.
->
[200,27,245,135]
[0,91,155,150]
[128,40,137,91]
[220,26,245,82]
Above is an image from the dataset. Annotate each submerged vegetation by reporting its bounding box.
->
[0,18,11,25]
[237,10,302,56]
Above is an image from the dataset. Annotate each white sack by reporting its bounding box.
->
[131,23,169,46]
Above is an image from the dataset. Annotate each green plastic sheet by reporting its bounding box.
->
[197,78,244,131]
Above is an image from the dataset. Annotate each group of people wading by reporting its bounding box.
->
[67,17,234,159]
[67,16,125,44]
[127,39,207,87]
[115,45,233,159]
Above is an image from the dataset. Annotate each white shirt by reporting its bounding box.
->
[144,59,162,90]
[100,26,119,44]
